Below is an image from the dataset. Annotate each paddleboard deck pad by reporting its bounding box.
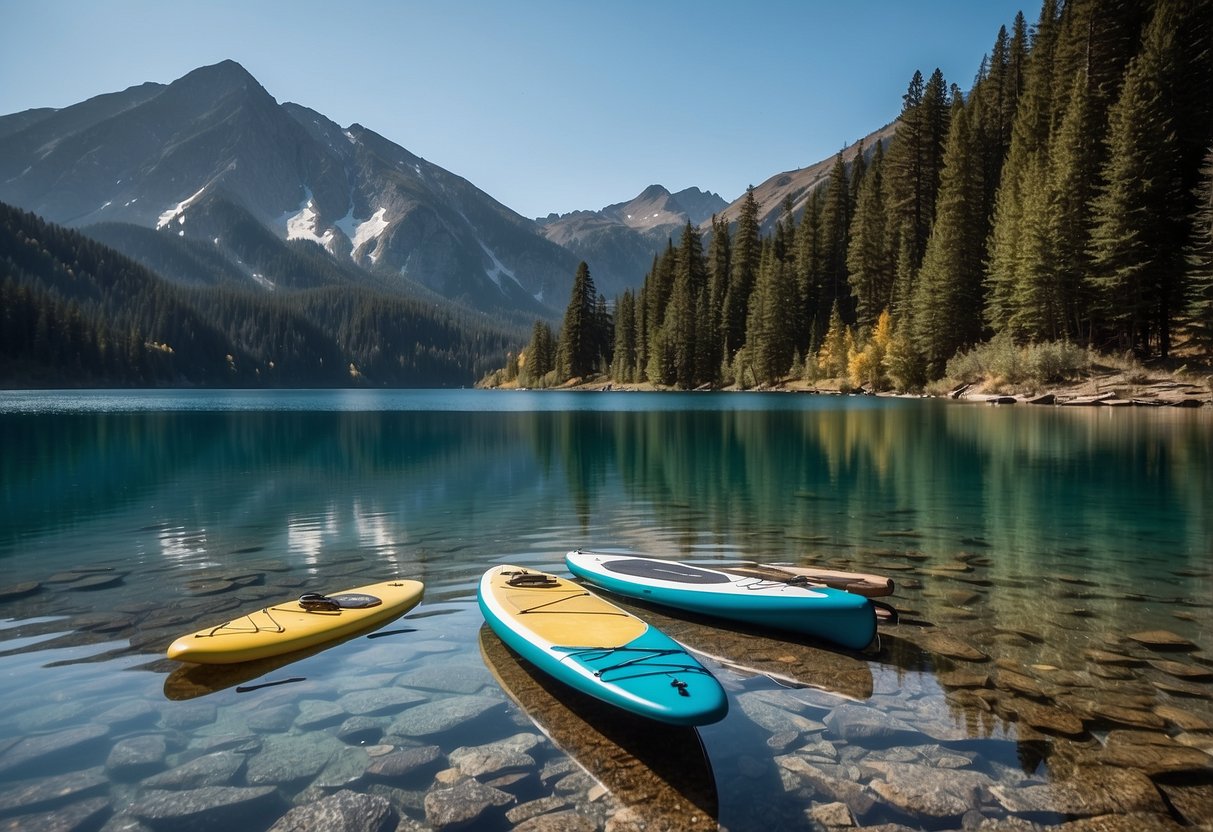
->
[566,551,877,651]
[167,579,425,664]
[477,565,727,726]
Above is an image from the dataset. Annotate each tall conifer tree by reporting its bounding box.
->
[556,261,599,380]
[794,190,825,352]
[1188,145,1213,351]
[848,141,892,329]
[913,96,987,378]
[723,187,761,360]
[818,151,855,329]
[610,290,636,382]
[1089,2,1189,356]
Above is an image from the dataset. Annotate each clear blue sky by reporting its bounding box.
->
[1,0,1028,219]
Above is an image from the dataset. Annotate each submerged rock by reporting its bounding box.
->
[0,581,41,601]
[448,733,541,779]
[142,751,246,790]
[0,796,110,832]
[266,788,395,832]
[245,735,336,786]
[0,724,110,777]
[386,695,505,739]
[736,691,825,735]
[106,735,167,780]
[394,664,491,695]
[1145,659,1213,679]
[1100,732,1213,775]
[337,688,426,717]
[423,778,513,829]
[991,765,1165,817]
[365,745,443,781]
[127,786,285,831]
[920,633,989,662]
[0,767,107,816]
[866,761,995,820]
[823,704,920,746]
[1127,630,1197,650]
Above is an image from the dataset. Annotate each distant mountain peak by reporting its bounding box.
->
[635,184,671,201]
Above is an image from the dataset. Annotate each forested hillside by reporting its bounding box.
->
[0,202,524,387]
[493,0,1213,391]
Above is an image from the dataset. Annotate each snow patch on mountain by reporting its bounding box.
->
[284,190,335,248]
[157,184,208,229]
[335,206,389,261]
[478,239,525,295]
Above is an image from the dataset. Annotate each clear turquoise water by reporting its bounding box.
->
[0,390,1210,829]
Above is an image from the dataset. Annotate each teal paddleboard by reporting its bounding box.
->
[566,551,878,651]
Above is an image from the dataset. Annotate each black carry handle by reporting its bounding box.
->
[298,593,341,611]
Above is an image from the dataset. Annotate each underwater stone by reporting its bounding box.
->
[386,695,506,739]
[866,761,994,820]
[128,786,284,831]
[423,778,513,829]
[919,633,989,662]
[0,796,110,832]
[1148,659,1213,681]
[142,751,246,790]
[106,735,167,780]
[364,745,442,781]
[1127,630,1197,650]
[0,723,110,777]
[0,767,107,815]
[337,688,426,717]
[992,765,1165,816]
[266,789,394,832]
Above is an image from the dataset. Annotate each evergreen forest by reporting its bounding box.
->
[0,201,523,387]
[492,0,1213,392]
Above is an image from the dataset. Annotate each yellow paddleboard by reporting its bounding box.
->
[166,579,424,664]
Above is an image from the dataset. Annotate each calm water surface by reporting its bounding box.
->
[0,390,1210,831]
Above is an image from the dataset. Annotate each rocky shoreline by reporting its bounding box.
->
[491,366,1213,409]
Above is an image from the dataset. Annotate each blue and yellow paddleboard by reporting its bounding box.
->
[566,551,877,651]
[477,565,727,726]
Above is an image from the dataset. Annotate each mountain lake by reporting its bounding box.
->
[0,389,1210,831]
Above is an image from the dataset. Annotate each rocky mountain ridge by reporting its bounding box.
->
[0,60,575,315]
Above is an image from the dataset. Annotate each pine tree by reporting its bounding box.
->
[668,222,707,388]
[985,0,1062,336]
[610,290,636,382]
[849,140,868,210]
[523,320,555,385]
[847,141,892,329]
[913,96,987,379]
[794,189,824,353]
[883,68,950,312]
[593,292,611,372]
[1187,145,1213,351]
[818,151,854,329]
[745,240,796,384]
[556,261,599,380]
[1089,2,1188,356]
[705,215,731,380]
[1043,67,1098,340]
[723,187,761,360]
